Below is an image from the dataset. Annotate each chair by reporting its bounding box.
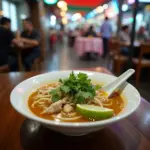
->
[107,39,120,70]
[32,57,43,71]
[113,53,128,75]
[132,44,150,86]
[108,38,120,57]
[108,39,128,75]
[0,65,9,73]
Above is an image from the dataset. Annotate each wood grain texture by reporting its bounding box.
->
[0,68,150,150]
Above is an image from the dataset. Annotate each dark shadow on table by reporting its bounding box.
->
[80,52,99,61]
[20,119,126,150]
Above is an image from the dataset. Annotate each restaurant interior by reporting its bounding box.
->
[0,0,150,149]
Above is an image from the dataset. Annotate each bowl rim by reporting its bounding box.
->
[10,70,141,128]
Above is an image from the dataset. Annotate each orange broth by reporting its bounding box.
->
[28,84,124,122]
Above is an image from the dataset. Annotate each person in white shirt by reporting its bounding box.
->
[136,26,149,43]
[119,25,131,46]
[119,25,131,55]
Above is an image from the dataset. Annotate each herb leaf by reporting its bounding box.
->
[50,89,58,95]
[52,94,61,102]
[50,72,98,104]
[50,89,61,102]
[60,85,70,93]
[75,91,93,104]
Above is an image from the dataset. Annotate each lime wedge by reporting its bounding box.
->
[76,104,114,120]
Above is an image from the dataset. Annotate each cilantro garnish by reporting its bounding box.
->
[50,72,101,103]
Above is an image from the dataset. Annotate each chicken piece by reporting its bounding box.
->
[63,104,74,113]
[41,98,67,114]
[93,98,103,107]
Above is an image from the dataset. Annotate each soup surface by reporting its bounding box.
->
[28,85,124,122]
[28,91,124,122]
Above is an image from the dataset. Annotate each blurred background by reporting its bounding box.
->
[0,0,150,100]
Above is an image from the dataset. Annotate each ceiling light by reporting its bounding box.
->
[95,6,104,13]
[51,15,56,21]
[60,11,66,17]
[57,1,67,8]
[61,6,68,11]
[103,4,108,9]
[122,4,128,12]
[62,17,68,24]
[72,13,82,21]
[44,0,58,5]
[50,15,56,26]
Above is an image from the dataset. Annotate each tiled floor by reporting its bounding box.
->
[42,38,106,71]
[41,39,150,102]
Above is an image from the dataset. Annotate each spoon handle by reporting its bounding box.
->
[102,69,135,97]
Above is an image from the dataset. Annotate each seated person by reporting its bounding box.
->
[119,25,131,55]
[136,26,149,43]
[119,25,130,46]
[0,17,16,69]
[136,27,150,59]
[84,26,97,37]
[20,18,41,71]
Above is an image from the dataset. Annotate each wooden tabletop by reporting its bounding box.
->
[0,68,150,150]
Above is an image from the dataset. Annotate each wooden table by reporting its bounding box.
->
[0,68,150,150]
[11,45,24,71]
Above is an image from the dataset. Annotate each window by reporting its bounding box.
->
[2,0,10,17]
[10,3,17,31]
[2,0,18,31]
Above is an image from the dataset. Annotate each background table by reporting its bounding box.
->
[0,68,150,150]
[75,37,103,56]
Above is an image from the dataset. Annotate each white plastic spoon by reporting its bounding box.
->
[101,69,135,98]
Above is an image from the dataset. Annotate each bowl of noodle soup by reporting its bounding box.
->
[10,71,140,136]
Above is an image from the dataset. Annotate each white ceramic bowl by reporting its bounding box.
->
[10,71,140,136]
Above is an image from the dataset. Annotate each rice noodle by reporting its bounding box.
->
[31,97,52,108]
[93,101,103,107]
[55,113,82,121]
[34,95,51,99]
